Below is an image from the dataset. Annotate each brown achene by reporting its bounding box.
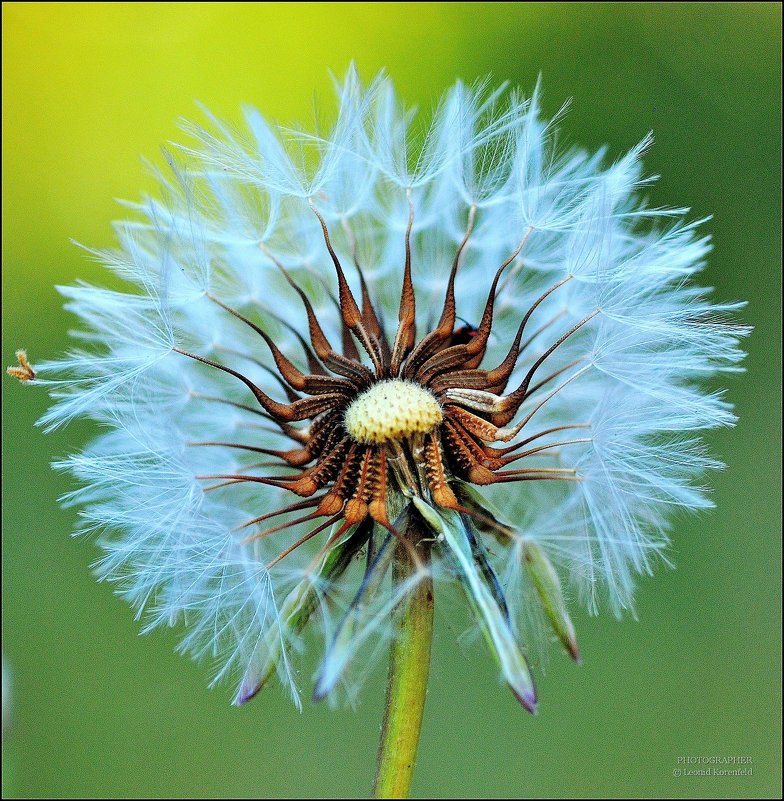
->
[175,201,596,569]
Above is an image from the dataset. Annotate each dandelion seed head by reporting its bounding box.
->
[19,66,748,709]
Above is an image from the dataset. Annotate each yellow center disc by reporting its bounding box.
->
[344,379,443,444]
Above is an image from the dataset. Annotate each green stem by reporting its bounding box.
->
[372,536,434,799]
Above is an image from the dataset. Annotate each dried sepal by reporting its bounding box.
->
[412,498,537,712]
[522,539,580,663]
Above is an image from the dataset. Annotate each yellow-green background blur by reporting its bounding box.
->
[3,3,781,798]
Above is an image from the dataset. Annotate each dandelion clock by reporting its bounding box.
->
[9,68,748,797]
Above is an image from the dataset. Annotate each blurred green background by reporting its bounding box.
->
[2,3,781,798]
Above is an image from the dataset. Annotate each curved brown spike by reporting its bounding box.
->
[489,474,582,485]
[436,205,478,332]
[195,472,321,497]
[261,247,331,355]
[310,203,363,328]
[340,314,362,362]
[266,514,345,570]
[189,391,287,428]
[261,245,374,385]
[213,345,302,404]
[402,205,477,377]
[357,269,392,367]
[202,437,349,497]
[413,342,476,385]
[310,203,385,375]
[340,216,393,368]
[524,358,586,399]
[207,292,356,397]
[279,392,348,422]
[264,311,328,377]
[299,374,356,398]
[312,279,363,364]
[430,350,583,401]
[453,313,524,382]
[439,418,508,470]
[242,509,333,544]
[320,263,389,370]
[257,362,301,403]
[493,437,591,468]
[462,310,567,386]
[188,440,314,468]
[491,310,599,426]
[431,365,534,398]
[179,347,350,423]
[445,420,501,475]
[454,227,530,362]
[493,422,592,456]
[390,193,417,375]
[413,232,535,384]
[493,366,592,443]
[235,496,325,531]
[491,467,578,478]
[440,425,580,487]
[441,421,497,485]
[480,276,574,387]
[175,347,315,422]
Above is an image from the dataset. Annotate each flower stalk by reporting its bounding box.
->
[373,520,434,799]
